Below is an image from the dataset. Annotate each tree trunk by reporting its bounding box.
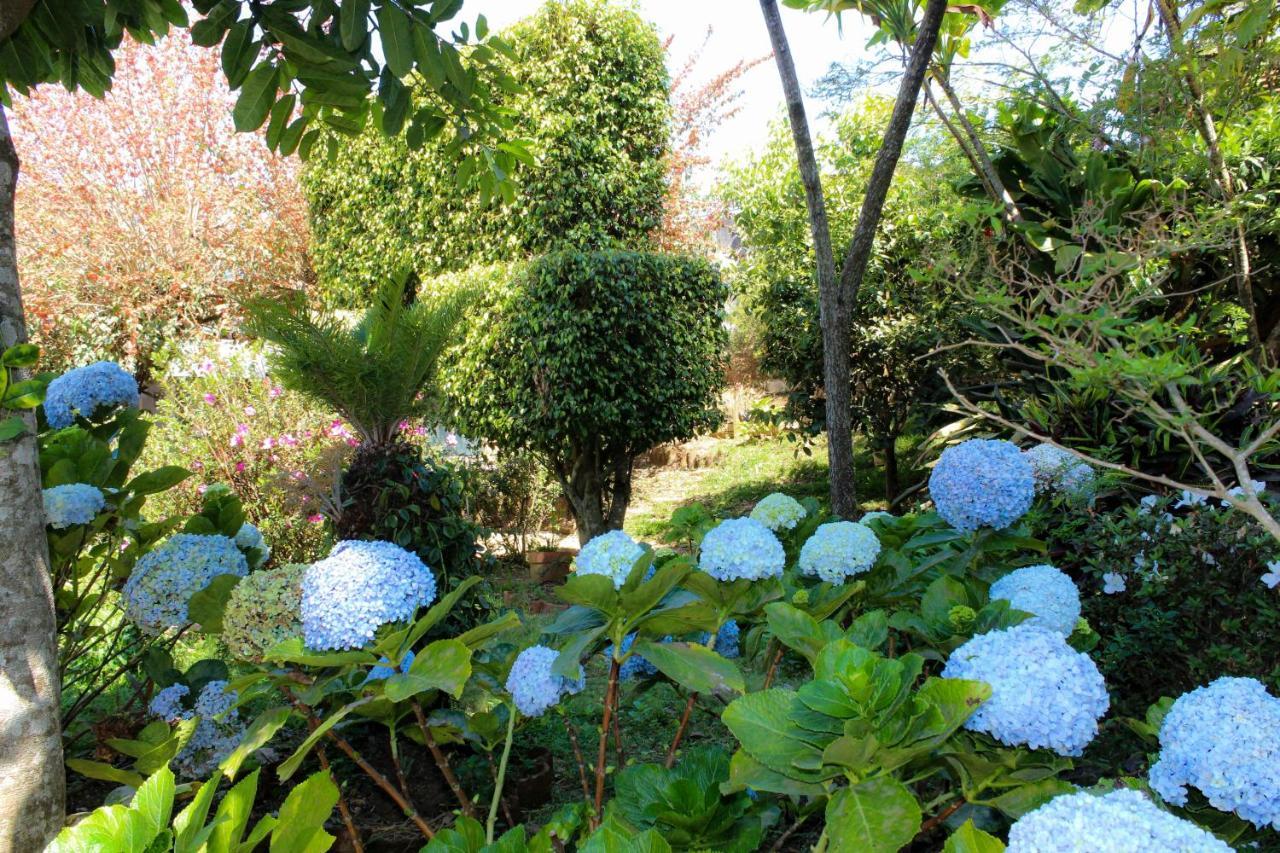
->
[759,0,857,518]
[928,75,1024,224]
[554,443,632,544]
[881,432,900,504]
[0,104,65,851]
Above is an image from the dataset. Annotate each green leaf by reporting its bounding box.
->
[825,777,922,853]
[0,415,28,441]
[377,3,414,78]
[455,611,520,650]
[722,749,826,798]
[632,641,744,696]
[554,624,606,679]
[721,690,824,780]
[262,637,378,667]
[233,62,279,132]
[944,820,1006,853]
[131,766,175,840]
[208,769,258,852]
[558,573,619,613]
[987,778,1075,818]
[1,342,39,367]
[270,769,339,853]
[221,707,291,781]
[187,574,243,633]
[765,602,836,664]
[383,638,472,701]
[47,803,156,853]
[278,698,372,781]
[340,0,372,51]
[579,816,673,853]
[220,19,258,88]
[173,773,223,853]
[65,759,146,788]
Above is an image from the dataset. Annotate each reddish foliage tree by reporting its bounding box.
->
[10,31,309,381]
[656,31,768,255]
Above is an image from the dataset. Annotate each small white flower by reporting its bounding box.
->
[1102,572,1126,595]
[1173,490,1208,510]
[1262,561,1280,590]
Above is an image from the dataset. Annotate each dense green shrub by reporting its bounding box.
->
[446,250,728,541]
[1045,494,1280,717]
[302,0,671,308]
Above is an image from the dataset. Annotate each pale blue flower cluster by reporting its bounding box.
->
[506,645,586,717]
[1023,443,1096,501]
[234,522,271,565]
[123,533,249,634]
[699,619,741,659]
[698,517,784,581]
[1102,572,1126,595]
[1149,676,1280,829]
[749,493,807,532]
[43,483,105,529]
[929,439,1035,532]
[1007,789,1232,852]
[575,530,646,588]
[366,650,416,682]
[608,633,659,680]
[942,624,1109,756]
[797,521,881,584]
[988,564,1081,636]
[301,540,437,651]
[149,681,244,780]
[859,511,894,526]
[43,361,139,429]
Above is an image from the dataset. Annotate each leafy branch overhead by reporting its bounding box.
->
[0,0,524,197]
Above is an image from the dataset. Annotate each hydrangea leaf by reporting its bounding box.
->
[943,819,1006,853]
[207,768,258,852]
[269,769,338,853]
[219,708,290,781]
[578,816,673,853]
[172,770,224,853]
[619,558,690,621]
[986,778,1077,818]
[825,777,922,853]
[46,802,156,853]
[633,641,744,696]
[721,749,826,798]
[721,689,827,781]
[123,465,192,496]
[557,573,620,614]
[765,601,838,665]
[187,573,243,634]
[64,759,146,789]
[383,638,472,701]
[263,637,378,668]
[543,604,606,635]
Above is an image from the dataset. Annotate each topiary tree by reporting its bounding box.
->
[446,251,727,542]
[303,0,672,307]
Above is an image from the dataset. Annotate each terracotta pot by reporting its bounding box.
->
[526,547,575,584]
[509,746,555,817]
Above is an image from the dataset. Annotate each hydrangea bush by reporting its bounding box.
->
[42,483,105,528]
[698,517,785,581]
[797,520,881,583]
[988,564,1081,636]
[942,624,1109,755]
[122,533,250,634]
[929,438,1035,531]
[1149,677,1280,829]
[301,540,437,650]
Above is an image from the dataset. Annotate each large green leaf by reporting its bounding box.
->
[456,611,521,649]
[131,766,176,840]
[173,773,223,853]
[558,574,619,613]
[721,689,825,780]
[124,465,191,496]
[619,558,689,621]
[187,574,243,633]
[65,758,146,788]
[722,749,826,798]
[825,777,922,853]
[943,820,1006,853]
[339,0,372,50]
[208,769,259,852]
[765,602,837,665]
[47,803,156,853]
[232,62,279,132]
[384,638,472,701]
[269,769,339,853]
[579,816,673,853]
[263,638,378,667]
[633,641,744,696]
[220,706,291,781]
[377,3,414,77]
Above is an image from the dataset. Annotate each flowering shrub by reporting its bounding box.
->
[506,645,586,717]
[610,633,660,680]
[222,563,305,663]
[698,517,785,581]
[574,529,647,588]
[300,540,437,650]
[42,483,104,529]
[749,492,807,532]
[1023,443,1096,499]
[43,361,139,428]
[122,533,249,634]
[929,438,1035,531]
[988,564,1081,636]
[1006,789,1232,852]
[797,520,881,583]
[942,624,1109,755]
[147,680,245,779]
[1149,677,1280,829]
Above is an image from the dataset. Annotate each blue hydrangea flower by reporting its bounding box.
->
[1149,677,1280,829]
[366,650,417,682]
[929,439,1035,532]
[43,361,139,429]
[699,619,741,659]
[798,521,881,584]
[169,681,242,780]
[301,540,438,651]
[749,493,807,532]
[988,564,1081,636]
[148,684,190,722]
[1102,572,1126,595]
[859,511,894,526]
[607,633,659,680]
[43,483,105,528]
[941,624,1109,756]
[575,529,646,588]
[1007,788,1232,852]
[234,522,271,565]
[506,645,586,717]
[1023,443,1096,501]
[123,534,249,634]
[698,517,784,582]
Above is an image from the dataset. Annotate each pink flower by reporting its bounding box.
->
[347,438,360,447]
[291,470,306,481]
[398,420,411,432]
[244,405,257,417]
[269,386,283,399]
[261,436,276,450]
[195,359,215,376]
[197,484,208,494]
[307,513,323,523]
[202,393,217,405]
[191,460,204,471]
[230,423,249,448]
[280,433,299,447]
[235,462,246,473]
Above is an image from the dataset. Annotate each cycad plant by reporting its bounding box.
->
[245,271,483,572]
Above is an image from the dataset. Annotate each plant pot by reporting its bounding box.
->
[508,746,555,818]
[526,547,575,584]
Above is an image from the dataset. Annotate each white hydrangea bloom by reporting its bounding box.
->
[1007,788,1232,852]
[749,493,807,532]
[797,521,880,583]
[698,517,785,582]
[988,564,1081,636]
[574,530,646,589]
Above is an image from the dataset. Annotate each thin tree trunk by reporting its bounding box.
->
[924,84,996,201]
[928,75,1024,224]
[882,432,899,503]
[0,104,64,851]
[759,0,857,518]
[1153,0,1262,363]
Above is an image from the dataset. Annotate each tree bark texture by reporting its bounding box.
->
[759,0,857,518]
[553,442,633,544]
[929,74,1024,223]
[0,104,65,852]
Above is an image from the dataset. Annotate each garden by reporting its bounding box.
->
[0,0,1278,851]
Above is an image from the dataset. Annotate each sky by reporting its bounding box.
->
[481,1,879,166]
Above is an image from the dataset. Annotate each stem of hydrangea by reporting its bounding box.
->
[918,798,966,835]
[411,699,476,817]
[314,743,363,853]
[484,750,516,828]
[762,640,784,689]
[561,712,591,802]
[665,628,719,768]
[486,705,518,844]
[592,658,621,828]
